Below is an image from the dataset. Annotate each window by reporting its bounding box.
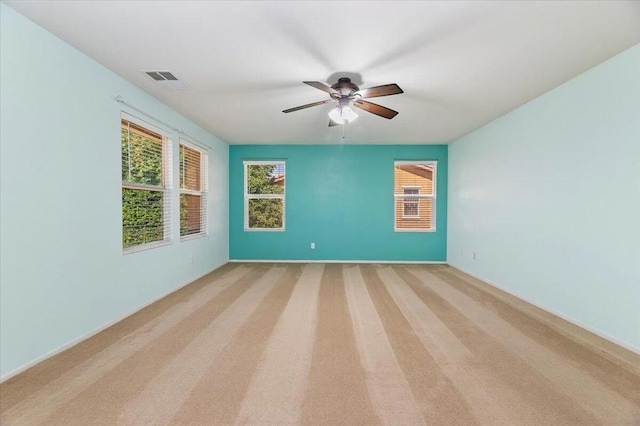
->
[121,115,172,251]
[179,140,208,238]
[244,161,285,231]
[394,161,436,232]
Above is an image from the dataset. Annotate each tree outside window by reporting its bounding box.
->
[244,161,285,230]
[121,117,171,250]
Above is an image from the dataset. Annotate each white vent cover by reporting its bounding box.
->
[142,71,190,89]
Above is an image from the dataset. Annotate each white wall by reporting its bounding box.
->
[448,44,640,351]
[0,4,229,379]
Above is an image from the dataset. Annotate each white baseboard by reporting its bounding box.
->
[0,262,227,383]
[229,259,446,264]
[447,263,640,364]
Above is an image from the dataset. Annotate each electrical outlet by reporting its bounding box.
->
[473,252,476,260]
[189,254,195,265]
[310,242,316,249]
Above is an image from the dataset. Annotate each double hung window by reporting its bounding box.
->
[394,161,437,232]
[121,115,172,251]
[243,161,285,231]
[179,141,208,238]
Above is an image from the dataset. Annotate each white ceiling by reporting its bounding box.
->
[6,1,640,145]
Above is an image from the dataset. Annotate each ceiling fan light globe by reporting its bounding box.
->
[341,106,358,123]
[328,107,345,124]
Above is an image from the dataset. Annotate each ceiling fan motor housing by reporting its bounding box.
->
[331,77,359,98]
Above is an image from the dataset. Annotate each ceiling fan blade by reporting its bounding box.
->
[353,100,399,119]
[354,83,403,99]
[283,99,333,113]
[328,119,341,127]
[304,81,339,96]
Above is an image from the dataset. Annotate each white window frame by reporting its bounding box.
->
[121,112,173,253]
[179,138,209,240]
[394,160,437,233]
[243,160,286,232]
[401,186,420,218]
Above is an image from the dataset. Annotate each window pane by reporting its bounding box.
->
[179,141,207,239]
[122,188,165,248]
[180,144,201,191]
[180,193,202,236]
[122,120,163,186]
[248,198,283,229]
[247,164,285,195]
[394,164,434,196]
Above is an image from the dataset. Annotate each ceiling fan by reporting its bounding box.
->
[283,77,403,126]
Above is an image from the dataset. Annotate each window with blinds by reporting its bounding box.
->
[394,161,436,232]
[243,161,285,231]
[179,140,208,238]
[121,115,172,252]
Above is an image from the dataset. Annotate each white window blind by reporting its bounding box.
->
[394,161,436,232]
[179,140,208,238]
[243,161,285,231]
[121,115,172,251]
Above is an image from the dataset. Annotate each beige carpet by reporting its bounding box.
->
[1,263,639,425]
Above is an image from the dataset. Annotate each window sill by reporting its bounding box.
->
[394,228,436,233]
[123,239,172,255]
[244,228,285,232]
[180,232,207,242]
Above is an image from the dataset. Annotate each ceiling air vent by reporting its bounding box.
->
[142,70,190,89]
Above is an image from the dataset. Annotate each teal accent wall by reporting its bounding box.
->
[230,145,447,261]
[0,4,229,379]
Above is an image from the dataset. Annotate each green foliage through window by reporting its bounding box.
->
[122,188,164,248]
[121,125,162,186]
[245,163,285,230]
[248,164,284,195]
[122,119,168,249]
[248,198,283,229]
